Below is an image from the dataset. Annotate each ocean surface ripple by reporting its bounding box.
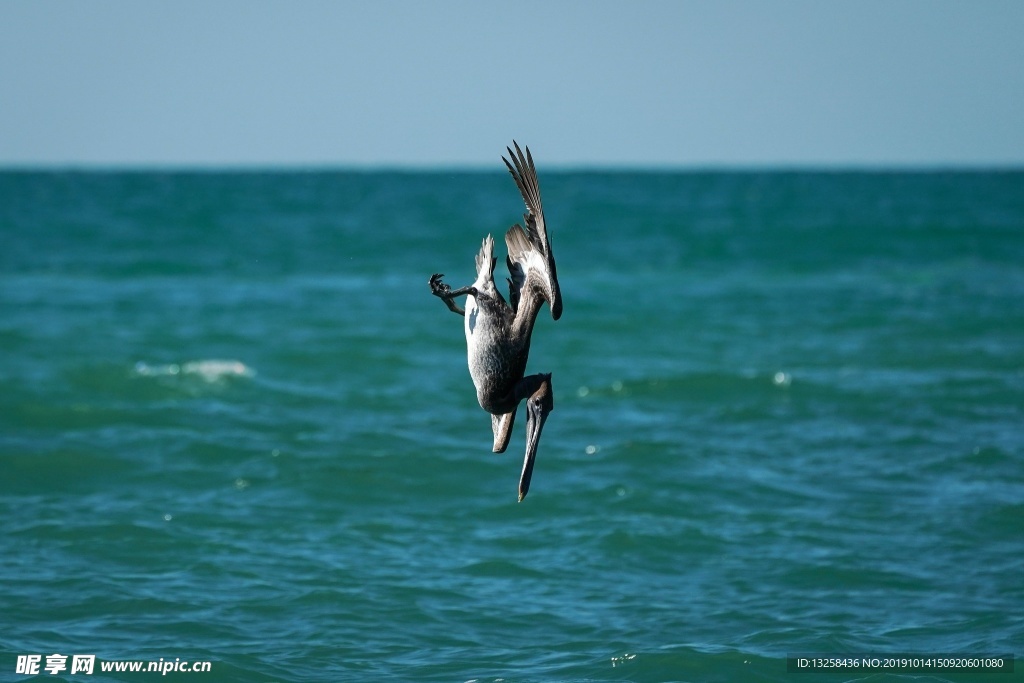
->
[1,170,1022,682]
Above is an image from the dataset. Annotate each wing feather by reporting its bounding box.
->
[503,142,547,248]
[502,142,562,321]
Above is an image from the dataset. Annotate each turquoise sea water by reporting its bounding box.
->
[1,169,1022,682]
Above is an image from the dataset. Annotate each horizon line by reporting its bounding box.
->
[3,160,1023,174]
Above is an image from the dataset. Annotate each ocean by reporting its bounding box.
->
[1,169,1022,682]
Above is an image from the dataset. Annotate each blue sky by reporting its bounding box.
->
[2,1,1022,167]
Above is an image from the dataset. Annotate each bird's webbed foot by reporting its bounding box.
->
[429,273,452,297]
[429,273,475,316]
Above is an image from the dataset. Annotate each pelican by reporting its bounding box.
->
[429,142,562,501]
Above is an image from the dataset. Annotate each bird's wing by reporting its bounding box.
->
[502,142,562,321]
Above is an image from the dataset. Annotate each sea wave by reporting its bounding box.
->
[133,359,256,382]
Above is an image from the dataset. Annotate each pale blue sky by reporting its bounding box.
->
[2,0,1023,167]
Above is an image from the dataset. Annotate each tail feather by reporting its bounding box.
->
[475,234,496,281]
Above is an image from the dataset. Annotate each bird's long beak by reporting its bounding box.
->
[518,376,553,502]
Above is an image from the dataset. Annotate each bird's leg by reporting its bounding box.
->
[429,273,476,316]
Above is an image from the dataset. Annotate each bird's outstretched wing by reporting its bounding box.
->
[502,142,562,321]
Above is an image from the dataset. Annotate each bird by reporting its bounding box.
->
[429,142,562,501]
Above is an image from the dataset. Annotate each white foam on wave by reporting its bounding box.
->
[134,359,256,382]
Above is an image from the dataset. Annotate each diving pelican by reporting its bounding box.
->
[429,142,562,501]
